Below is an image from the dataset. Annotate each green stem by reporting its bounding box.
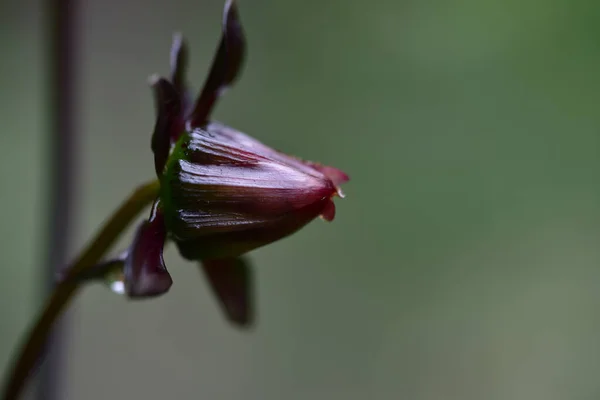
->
[2,179,160,400]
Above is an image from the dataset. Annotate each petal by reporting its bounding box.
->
[173,198,330,260]
[305,163,350,187]
[196,123,351,190]
[201,123,328,177]
[169,33,189,93]
[190,0,246,126]
[150,76,181,176]
[162,123,339,259]
[200,256,253,327]
[166,123,336,216]
[168,33,196,120]
[320,199,336,222]
[124,201,173,298]
[167,157,335,234]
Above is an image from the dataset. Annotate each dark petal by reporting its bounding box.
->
[171,155,335,220]
[320,199,336,222]
[150,76,181,176]
[305,163,350,187]
[200,256,253,327]
[173,197,330,260]
[195,123,348,185]
[169,124,336,217]
[219,0,245,89]
[190,0,246,127]
[124,200,173,298]
[161,123,339,259]
[170,33,189,93]
[169,33,196,120]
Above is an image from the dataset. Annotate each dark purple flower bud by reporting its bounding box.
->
[54,0,348,331]
[148,0,349,263]
[93,0,349,327]
[159,121,348,261]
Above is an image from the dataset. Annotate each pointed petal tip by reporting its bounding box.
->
[126,270,173,299]
[223,0,239,21]
[149,76,178,96]
[320,200,336,222]
[149,76,177,98]
[170,32,189,90]
[169,32,185,64]
[223,0,244,50]
[321,165,350,186]
[148,74,161,86]
[230,317,254,330]
[302,162,349,187]
[223,0,242,43]
[172,31,184,44]
[170,33,188,64]
[226,305,253,328]
[125,271,173,299]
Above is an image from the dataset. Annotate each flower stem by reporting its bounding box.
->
[41,0,80,396]
[1,179,160,400]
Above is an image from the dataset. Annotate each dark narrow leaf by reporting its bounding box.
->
[200,256,253,327]
[190,0,246,127]
[150,76,181,175]
[170,32,189,93]
[124,200,172,298]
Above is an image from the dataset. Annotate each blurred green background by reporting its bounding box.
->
[3,0,600,399]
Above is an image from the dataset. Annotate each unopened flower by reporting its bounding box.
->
[104,0,349,326]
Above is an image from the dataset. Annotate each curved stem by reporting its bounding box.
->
[42,0,79,396]
[1,179,160,400]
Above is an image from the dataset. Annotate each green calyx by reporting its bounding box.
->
[159,130,191,238]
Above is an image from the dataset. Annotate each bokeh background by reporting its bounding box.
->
[3,0,600,399]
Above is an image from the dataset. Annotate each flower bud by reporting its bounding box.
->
[159,121,347,261]
[90,0,349,327]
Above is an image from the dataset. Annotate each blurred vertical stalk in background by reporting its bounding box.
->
[39,0,79,398]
